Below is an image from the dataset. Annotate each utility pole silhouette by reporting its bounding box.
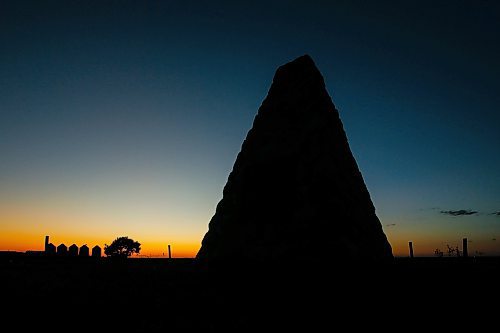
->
[168,244,171,259]
[408,241,414,258]
[463,238,468,258]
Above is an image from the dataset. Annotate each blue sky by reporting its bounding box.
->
[1,1,499,256]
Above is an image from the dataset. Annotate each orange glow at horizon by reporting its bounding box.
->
[3,233,500,258]
[385,227,500,257]
[0,231,200,258]
[2,201,499,258]
[0,207,202,258]
[0,193,208,257]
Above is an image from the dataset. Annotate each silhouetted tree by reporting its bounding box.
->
[104,237,141,259]
[434,248,443,257]
[445,244,461,257]
[446,244,455,256]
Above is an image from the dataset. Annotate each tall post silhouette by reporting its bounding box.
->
[45,236,49,252]
[463,238,468,258]
[168,245,171,259]
[409,241,414,258]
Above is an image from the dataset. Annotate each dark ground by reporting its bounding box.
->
[1,255,499,331]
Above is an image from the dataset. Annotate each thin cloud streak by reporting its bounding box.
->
[440,210,478,216]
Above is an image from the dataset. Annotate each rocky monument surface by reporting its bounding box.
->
[197,55,392,262]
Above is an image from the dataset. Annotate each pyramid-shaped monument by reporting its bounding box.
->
[197,55,392,261]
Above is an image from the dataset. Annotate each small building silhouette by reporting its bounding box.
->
[69,244,78,256]
[46,243,56,255]
[79,244,89,257]
[92,245,101,258]
[57,243,67,256]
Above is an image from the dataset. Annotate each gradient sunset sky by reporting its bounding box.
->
[1,1,499,257]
